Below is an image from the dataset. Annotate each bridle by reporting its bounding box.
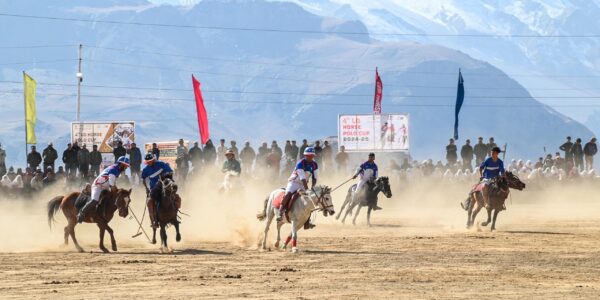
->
[309,187,333,212]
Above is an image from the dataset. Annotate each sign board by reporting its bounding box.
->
[71,122,135,153]
[338,114,409,152]
[144,141,189,170]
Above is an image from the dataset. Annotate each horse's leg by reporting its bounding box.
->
[68,222,84,253]
[105,223,117,252]
[491,209,500,231]
[174,221,181,242]
[481,207,492,227]
[470,202,483,230]
[160,224,169,253]
[97,223,109,253]
[367,206,373,227]
[278,222,289,250]
[63,225,69,246]
[290,220,300,253]
[352,205,363,226]
[341,200,356,224]
[336,195,350,220]
[261,208,274,250]
[151,226,157,244]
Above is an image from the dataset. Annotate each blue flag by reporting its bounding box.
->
[453,69,464,140]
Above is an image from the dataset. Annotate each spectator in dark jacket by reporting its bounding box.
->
[289,141,299,161]
[128,142,143,183]
[298,139,308,160]
[202,139,217,167]
[314,140,323,165]
[188,142,203,169]
[62,143,78,177]
[77,144,91,178]
[559,136,574,165]
[473,137,488,166]
[239,141,256,174]
[27,145,42,170]
[90,145,102,176]
[571,138,584,171]
[460,139,474,171]
[151,143,160,160]
[42,142,58,171]
[446,138,458,166]
[322,141,333,171]
[113,141,127,162]
[583,137,597,171]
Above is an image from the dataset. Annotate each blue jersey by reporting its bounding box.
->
[289,158,318,181]
[141,161,174,189]
[480,157,504,179]
[94,164,123,186]
[358,161,378,178]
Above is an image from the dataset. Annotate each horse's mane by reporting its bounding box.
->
[150,180,164,203]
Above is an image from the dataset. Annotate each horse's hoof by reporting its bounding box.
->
[151,239,157,245]
[291,247,298,254]
[481,222,488,227]
[112,246,118,252]
[100,247,109,253]
[76,247,85,253]
[176,233,181,242]
[274,241,280,248]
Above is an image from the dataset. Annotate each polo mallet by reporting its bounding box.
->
[330,177,354,193]
[128,207,151,242]
[131,206,146,238]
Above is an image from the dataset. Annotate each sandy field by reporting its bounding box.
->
[1,176,599,299]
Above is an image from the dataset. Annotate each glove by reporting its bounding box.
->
[352,175,357,179]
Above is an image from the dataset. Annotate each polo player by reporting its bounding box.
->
[277,147,318,222]
[77,156,130,223]
[462,146,505,210]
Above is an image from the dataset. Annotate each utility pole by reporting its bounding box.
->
[76,44,83,121]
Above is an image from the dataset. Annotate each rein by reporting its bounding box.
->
[309,187,333,212]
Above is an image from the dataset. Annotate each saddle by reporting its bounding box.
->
[74,192,91,211]
[471,183,486,194]
[273,190,302,222]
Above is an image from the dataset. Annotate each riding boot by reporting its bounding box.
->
[147,200,159,229]
[277,193,292,222]
[77,201,97,223]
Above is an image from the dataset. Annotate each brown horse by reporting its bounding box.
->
[149,178,181,253]
[47,188,132,253]
[466,171,526,231]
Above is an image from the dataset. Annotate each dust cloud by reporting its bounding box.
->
[1,167,599,253]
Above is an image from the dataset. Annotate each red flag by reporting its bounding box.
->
[373,67,383,114]
[192,75,210,144]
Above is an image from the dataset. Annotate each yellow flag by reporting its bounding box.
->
[23,72,37,144]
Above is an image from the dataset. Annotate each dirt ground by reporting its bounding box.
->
[1,179,599,299]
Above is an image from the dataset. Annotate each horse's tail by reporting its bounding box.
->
[256,196,269,221]
[47,195,63,229]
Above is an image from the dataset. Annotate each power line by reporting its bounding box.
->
[0,59,77,66]
[1,12,599,38]
[0,44,77,49]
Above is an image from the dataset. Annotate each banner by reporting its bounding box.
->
[23,72,37,144]
[338,114,409,152]
[71,122,135,153]
[454,69,464,140]
[192,75,210,144]
[144,141,189,170]
[373,68,383,114]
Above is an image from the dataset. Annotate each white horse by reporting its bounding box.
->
[256,185,334,253]
[219,171,241,193]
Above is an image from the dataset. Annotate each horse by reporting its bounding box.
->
[336,176,392,226]
[257,185,334,253]
[150,177,181,253]
[219,171,241,194]
[46,188,132,253]
[465,171,526,231]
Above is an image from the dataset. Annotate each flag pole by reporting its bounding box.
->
[23,71,28,166]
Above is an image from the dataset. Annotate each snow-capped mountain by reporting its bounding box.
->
[0,0,593,166]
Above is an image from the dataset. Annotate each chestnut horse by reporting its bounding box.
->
[47,188,132,253]
[466,172,526,231]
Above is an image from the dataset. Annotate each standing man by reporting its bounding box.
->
[572,138,584,171]
[266,147,282,180]
[271,141,283,157]
[335,145,349,174]
[298,139,309,160]
[217,139,227,164]
[128,142,143,183]
[584,137,597,171]
[203,139,217,167]
[474,137,488,166]
[314,140,323,166]
[62,143,78,177]
[112,141,127,163]
[559,137,574,166]
[0,143,6,176]
[90,145,102,176]
[151,143,161,160]
[42,142,58,171]
[460,139,474,171]
[188,142,203,170]
[27,145,42,170]
[284,140,292,159]
[322,141,333,171]
[289,141,299,162]
[487,137,498,156]
[176,139,189,182]
[239,141,256,174]
[229,140,239,158]
[77,144,91,179]
[446,138,458,167]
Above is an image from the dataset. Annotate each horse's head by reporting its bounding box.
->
[162,178,178,199]
[315,185,335,217]
[375,176,392,198]
[115,188,132,218]
[505,171,526,191]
